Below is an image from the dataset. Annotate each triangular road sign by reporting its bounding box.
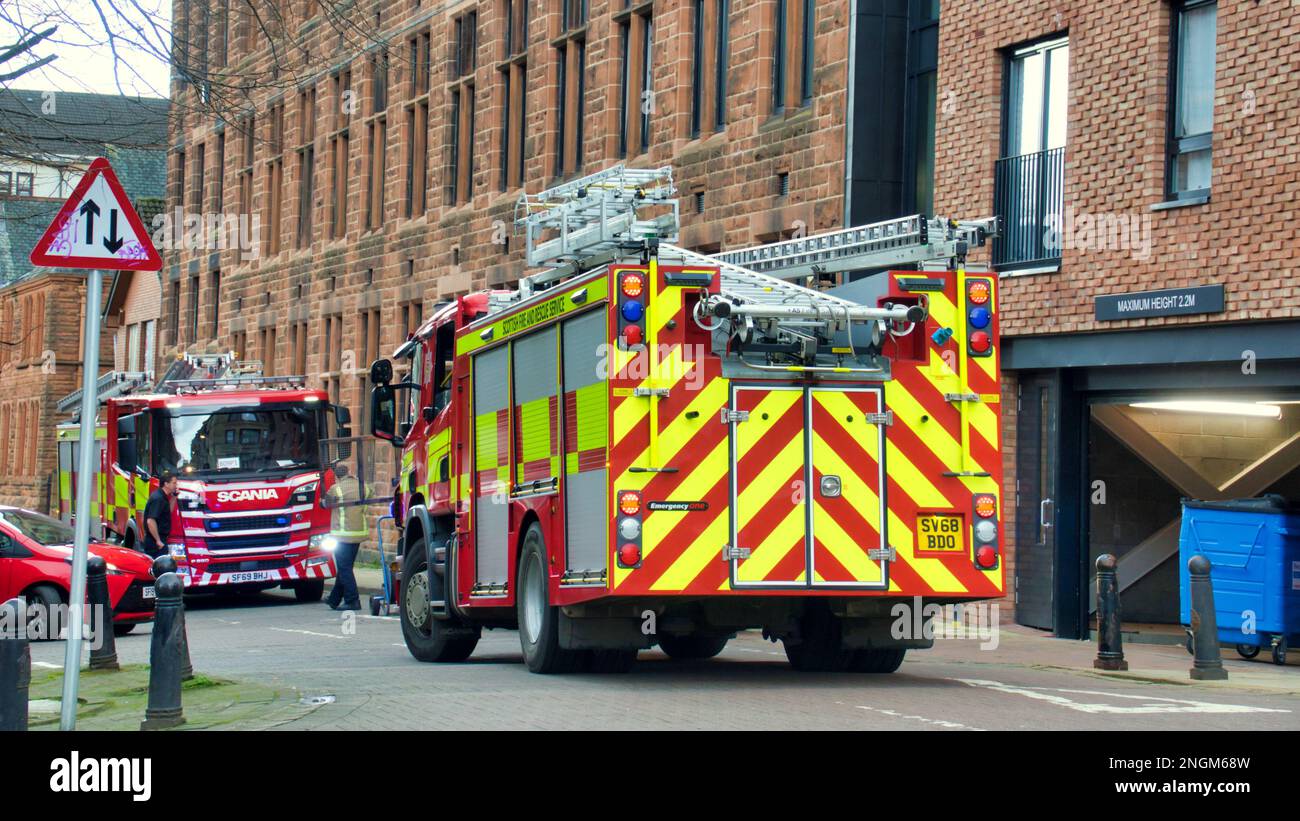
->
[29,156,163,272]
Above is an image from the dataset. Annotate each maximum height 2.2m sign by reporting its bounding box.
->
[29,156,162,271]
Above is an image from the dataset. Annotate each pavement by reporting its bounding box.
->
[25,587,1300,731]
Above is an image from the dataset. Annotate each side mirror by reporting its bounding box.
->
[332,404,352,426]
[422,406,436,424]
[370,358,394,386]
[117,438,137,472]
[370,384,402,446]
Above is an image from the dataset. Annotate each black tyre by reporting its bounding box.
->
[24,584,64,641]
[658,634,728,660]
[1236,643,1260,659]
[400,536,480,662]
[294,579,325,602]
[846,648,906,673]
[369,596,382,617]
[1272,641,1287,666]
[516,522,585,674]
[783,603,851,672]
[112,623,137,637]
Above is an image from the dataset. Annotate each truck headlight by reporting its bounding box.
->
[177,490,201,511]
[292,482,319,505]
[310,534,339,552]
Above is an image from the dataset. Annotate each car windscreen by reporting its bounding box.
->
[0,510,75,545]
[154,403,321,477]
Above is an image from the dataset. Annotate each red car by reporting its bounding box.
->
[0,506,156,636]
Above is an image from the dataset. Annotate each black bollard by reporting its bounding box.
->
[141,573,187,730]
[1093,554,1129,671]
[1188,554,1229,681]
[153,556,193,681]
[0,597,31,731]
[86,556,120,671]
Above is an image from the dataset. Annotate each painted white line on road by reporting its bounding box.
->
[32,661,60,669]
[270,627,350,641]
[844,702,986,731]
[954,678,1291,714]
[357,614,397,621]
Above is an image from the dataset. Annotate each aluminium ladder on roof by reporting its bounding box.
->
[516,164,679,279]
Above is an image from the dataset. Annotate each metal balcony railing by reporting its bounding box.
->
[992,147,1064,270]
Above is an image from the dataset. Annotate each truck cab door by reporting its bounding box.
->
[426,321,457,513]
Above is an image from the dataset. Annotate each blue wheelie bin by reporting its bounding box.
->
[1178,495,1300,665]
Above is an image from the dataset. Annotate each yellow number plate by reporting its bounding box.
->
[916,515,964,552]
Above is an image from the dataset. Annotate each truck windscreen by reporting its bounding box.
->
[155,403,321,476]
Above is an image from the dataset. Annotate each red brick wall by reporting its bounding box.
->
[935,0,1300,335]
[166,0,854,426]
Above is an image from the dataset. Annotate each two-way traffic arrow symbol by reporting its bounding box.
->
[79,199,100,245]
[102,208,123,254]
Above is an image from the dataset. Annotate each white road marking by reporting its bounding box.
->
[32,661,60,669]
[270,627,349,641]
[846,702,986,731]
[954,678,1292,714]
[357,614,397,621]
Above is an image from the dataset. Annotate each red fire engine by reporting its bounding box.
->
[57,353,352,598]
[370,165,1004,673]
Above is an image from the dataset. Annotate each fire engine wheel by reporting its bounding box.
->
[783,604,853,672]
[658,634,729,660]
[517,523,586,674]
[400,536,480,663]
[846,648,907,674]
[293,580,325,602]
[112,623,137,637]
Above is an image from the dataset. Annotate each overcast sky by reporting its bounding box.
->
[2,0,171,98]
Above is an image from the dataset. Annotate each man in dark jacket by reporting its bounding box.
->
[141,471,178,558]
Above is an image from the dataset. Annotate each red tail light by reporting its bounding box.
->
[619,543,642,566]
[975,545,998,569]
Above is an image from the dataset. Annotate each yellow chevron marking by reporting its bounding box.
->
[969,400,999,451]
[975,353,998,382]
[615,378,728,491]
[886,511,967,592]
[736,505,807,583]
[888,379,996,494]
[652,397,805,591]
[811,500,884,583]
[613,394,648,442]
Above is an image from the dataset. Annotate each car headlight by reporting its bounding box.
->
[293,482,319,505]
[309,534,339,552]
[177,489,202,510]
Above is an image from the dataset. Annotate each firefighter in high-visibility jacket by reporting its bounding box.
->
[323,462,370,611]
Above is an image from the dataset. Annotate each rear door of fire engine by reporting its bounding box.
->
[728,385,888,590]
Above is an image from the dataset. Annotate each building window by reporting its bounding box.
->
[188,274,200,343]
[194,142,206,211]
[1168,0,1216,199]
[168,280,181,346]
[448,12,477,204]
[174,151,185,211]
[903,0,940,216]
[239,115,255,217]
[690,0,729,138]
[266,101,286,255]
[209,270,221,338]
[0,172,10,195]
[994,36,1068,270]
[297,86,317,248]
[290,320,309,376]
[331,69,352,239]
[771,0,812,113]
[499,0,528,192]
[614,5,649,158]
[405,30,431,217]
[260,326,278,375]
[214,130,226,212]
[366,52,389,230]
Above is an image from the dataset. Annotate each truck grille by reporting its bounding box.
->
[204,514,292,532]
[207,558,291,574]
[114,580,156,616]
[204,533,291,551]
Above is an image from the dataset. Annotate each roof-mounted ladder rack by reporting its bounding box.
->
[516,164,679,296]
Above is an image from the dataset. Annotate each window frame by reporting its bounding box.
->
[1165,0,1217,201]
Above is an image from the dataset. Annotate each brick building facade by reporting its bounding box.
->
[934,0,1300,636]
[164,0,945,424]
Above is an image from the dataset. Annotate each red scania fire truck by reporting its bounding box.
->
[57,353,351,599]
[370,165,1004,673]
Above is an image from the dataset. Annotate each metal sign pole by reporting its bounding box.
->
[60,269,103,731]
